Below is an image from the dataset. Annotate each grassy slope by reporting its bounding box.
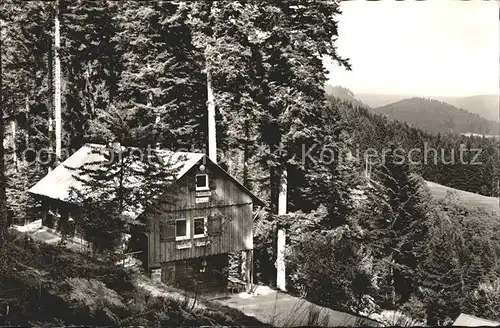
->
[0,231,266,327]
[426,180,499,214]
[214,286,380,327]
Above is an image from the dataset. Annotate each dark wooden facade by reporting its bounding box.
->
[145,161,254,274]
[38,197,79,235]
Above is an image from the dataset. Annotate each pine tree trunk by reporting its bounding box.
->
[11,121,17,172]
[390,257,396,309]
[48,21,54,173]
[245,249,252,293]
[119,152,125,214]
[25,95,29,148]
[243,116,251,188]
[0,33,7,245]
[276,167,287,291]
[278,168,287,215]
[426,306,437,326]
[54,1,62,165]
[268,166,279,285]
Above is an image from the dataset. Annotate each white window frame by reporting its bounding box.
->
[195,174,209,191]
[175,218,190,241]
[193,216,208,239]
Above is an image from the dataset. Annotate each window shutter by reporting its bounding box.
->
[161,218,176,242]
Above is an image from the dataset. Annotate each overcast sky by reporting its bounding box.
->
[325,0,499,97]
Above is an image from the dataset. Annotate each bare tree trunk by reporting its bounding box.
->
[276,167,287,291]
[390,257,396,309]
[243,116,250,188]
[25,95,29,148]
[0,31,7,244]
[54,1,62,165]
[10,121,16,172]
[47,16,54,173]
[245,249,252,293]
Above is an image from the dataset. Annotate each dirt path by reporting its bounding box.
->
[132,273,207,310]
[211,286,380,327]
[13,222,378,326]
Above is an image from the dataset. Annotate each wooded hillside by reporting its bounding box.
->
[326,89,499,198]
[373,97,499,135]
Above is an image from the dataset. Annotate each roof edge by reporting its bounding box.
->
[179,154,267,207]
[27,143,266,208]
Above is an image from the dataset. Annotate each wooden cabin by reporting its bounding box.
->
[28,143,264,294]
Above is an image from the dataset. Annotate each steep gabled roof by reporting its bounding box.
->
[28,143,265,218]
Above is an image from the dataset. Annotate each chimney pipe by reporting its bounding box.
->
[207,62,217,163]
[54,1,62,165]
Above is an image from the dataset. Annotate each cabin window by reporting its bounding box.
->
[196,174,209,191]
[193,217,207,238]
[175,218,189,241]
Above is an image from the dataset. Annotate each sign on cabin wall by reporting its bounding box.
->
[196,190,212,197]
[176,240,192,250]
[195,239,210,247]
[195,190,211,204]
[196,197,210,204]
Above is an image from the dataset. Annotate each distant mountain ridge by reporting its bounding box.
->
[325,85,499,135]
[434,94,499,122]
[373,97,499,135]
[356,92,499,122]
[324,85,369,108]
[356,93,409,108]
